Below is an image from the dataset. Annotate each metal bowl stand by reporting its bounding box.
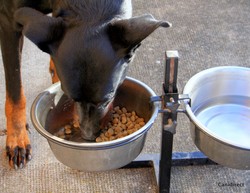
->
[123,51,217,193]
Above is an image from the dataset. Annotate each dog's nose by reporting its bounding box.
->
[80,126,99,141]
[76,99,114,141]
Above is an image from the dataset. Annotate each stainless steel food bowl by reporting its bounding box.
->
[31,77,158,171]
[184,66,250,169]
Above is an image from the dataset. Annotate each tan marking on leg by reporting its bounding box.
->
[5,88,31,168]
[49,58,60,83]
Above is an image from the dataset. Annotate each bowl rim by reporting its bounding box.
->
[183,66,250,150]
[31,76,159,150]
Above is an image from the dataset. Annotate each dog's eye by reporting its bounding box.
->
[54,8,67,18]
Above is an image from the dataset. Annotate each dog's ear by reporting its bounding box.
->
[14,7,65,54]
[108,14,171,56]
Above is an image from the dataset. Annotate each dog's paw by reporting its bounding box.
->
[6,124,32,169]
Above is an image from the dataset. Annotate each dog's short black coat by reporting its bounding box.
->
[0,0,170,169]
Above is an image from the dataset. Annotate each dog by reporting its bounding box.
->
[0,0,171,169]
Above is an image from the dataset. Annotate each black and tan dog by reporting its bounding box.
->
[0,0,171,169]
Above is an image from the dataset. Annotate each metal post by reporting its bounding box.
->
[159,114,174,193]
[159,51,179,193]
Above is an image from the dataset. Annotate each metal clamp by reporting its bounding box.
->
[150,93,190,135]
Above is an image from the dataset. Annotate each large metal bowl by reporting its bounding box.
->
[183,66,250,169]
[31,77,159,171]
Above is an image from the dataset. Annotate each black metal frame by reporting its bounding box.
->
[125,151,216,193]
[124,51,217,193]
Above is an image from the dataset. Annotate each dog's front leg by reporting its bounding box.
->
[49,58,59,84]
[0,27,31,169]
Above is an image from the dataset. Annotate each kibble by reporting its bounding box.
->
[96,106,145,142]
[54,106,146,143]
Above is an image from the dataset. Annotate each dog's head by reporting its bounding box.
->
[14,7,171,140]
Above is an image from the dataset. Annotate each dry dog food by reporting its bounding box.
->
[96,106,145,142]
[54,122,82,141]
[54,106,145,142]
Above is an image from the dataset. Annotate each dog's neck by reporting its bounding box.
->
[52,0,132,25]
